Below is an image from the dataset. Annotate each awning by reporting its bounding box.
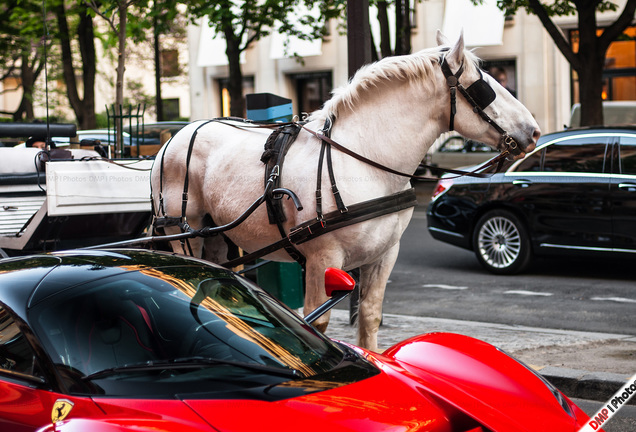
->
[442,0,505,47]
[196,17,245,67]
[270,5,322,59]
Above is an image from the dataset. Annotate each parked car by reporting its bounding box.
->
[123,121,188,145]
[419,133,499,177]
[569,100,636,128]
[17,122,188,157]
[0,249,594,431]
[427,126,636,274]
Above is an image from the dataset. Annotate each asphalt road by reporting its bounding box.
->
[383,182,636,335]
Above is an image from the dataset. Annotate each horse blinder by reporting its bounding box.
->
[465,71,496,110]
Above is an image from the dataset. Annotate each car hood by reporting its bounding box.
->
[93,369,454,431]
[88,333,591,432]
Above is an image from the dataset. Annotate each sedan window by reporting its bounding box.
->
[542,142,608,173]
[619,136,636,175]
[514,150,543,172]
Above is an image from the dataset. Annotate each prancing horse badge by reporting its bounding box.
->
[51,399,74,423]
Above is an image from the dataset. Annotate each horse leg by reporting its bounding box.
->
[357,242,401,352]
[303,252,345,333]
[202,235,236,264]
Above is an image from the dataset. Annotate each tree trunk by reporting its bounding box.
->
[575,5,604,126]
[55,1,97,130]
[77,4,97,129]
[394,0,411,55]
[576,56,605,126]
[16,51,36,121]
[224,27,245,118]
[376,1,391,58]
[154,11,164,122]
[115,2,127,155]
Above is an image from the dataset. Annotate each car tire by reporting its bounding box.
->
[472,209,532,275]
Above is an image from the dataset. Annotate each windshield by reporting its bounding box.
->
[29,265,353,397]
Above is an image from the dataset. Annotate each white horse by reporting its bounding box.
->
[150,32,540,351]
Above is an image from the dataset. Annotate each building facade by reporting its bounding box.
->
[188,0,635,136]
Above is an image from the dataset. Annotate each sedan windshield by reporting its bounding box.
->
[29,265,350,396]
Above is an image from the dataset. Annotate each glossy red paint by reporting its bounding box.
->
[0,383,102,432]
[32,332,604,432]
[183,369,453,432]
[38,417,211,432]
[324,267,356,297]
[382,332,603,432]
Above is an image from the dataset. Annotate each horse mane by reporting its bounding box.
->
[309,45,480,123]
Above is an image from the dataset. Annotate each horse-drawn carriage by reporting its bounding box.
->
[3,33,539,352]
[0,123,153,257]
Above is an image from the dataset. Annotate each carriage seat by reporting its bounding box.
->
[0,147,42,174]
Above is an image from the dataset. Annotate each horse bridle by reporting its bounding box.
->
[439,54,522,157]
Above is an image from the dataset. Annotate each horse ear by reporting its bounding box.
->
[446,30,465,67]
[436,30,450,46]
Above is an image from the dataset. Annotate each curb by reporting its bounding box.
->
[539,367,636,405]
[325,309,636,403]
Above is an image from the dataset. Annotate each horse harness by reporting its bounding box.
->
[152,117,418,269]
[151,56,519,268]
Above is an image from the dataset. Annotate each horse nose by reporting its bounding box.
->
[523,127,540,154]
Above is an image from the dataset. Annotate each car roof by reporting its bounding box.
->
[438,126,636,180]
[542,125,636,143]
[0,249,222,320]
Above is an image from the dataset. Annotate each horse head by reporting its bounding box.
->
[436,30,540,159]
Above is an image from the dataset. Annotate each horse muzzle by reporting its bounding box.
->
[500,131,538,161]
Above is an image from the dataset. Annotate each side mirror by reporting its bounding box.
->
[304,268,356,325]
[325,267,356,297]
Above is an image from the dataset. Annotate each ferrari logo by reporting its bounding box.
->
[51,399,74,423]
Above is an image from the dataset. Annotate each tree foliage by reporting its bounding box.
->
[495,0,636,126]
[186,0,345,117]
[0,0,51,121]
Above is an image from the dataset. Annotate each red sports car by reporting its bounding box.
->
[0,249,599,431]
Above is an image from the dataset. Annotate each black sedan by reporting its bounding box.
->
[427,126,636,274]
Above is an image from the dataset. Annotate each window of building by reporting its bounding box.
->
[290,72,333,116]
[218,77,255,117]
[161,50,180,78]
[482,59,517,98]
[570,26,636,102]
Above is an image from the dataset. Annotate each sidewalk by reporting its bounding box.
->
[326,309,636,404]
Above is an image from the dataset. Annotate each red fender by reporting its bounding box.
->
[382,332,598,432]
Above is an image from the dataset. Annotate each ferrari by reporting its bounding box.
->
[0,249,599,431]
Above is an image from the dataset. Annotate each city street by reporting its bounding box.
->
[384,182,635,335]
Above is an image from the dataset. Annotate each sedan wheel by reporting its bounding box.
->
[473,210,531,275]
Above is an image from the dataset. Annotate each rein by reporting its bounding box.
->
[302,125,505,180]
